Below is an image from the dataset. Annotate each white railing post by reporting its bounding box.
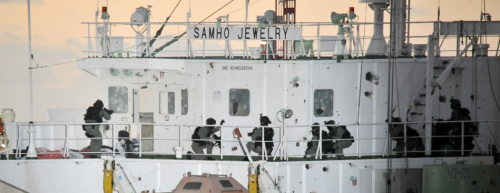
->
[139,124,142,157]
[88,24,91,57]
[317,23,320,59]
[319,126,322,159]
[220,126,223,160]
[404,122,407,157]
[112,123,115,157]
[64,124,68,158]
[16,124,20,159]
[461,121,464,156]
[357,124,360,158]
[262,126,265,160]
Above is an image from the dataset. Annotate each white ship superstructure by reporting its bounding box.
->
[1,0,500,192]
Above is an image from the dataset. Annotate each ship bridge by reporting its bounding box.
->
[2,1,500,192]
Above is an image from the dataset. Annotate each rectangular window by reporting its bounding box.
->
[219,180,233,188]
[229,89,250,116]
[183,182,202,190]
[314,89,334,117]
[108,86,128,113]
[181,89,188,115]
[159,92,175,114]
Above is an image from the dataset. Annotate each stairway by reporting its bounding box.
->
[406,61,450,130]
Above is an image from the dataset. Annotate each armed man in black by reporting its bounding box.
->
[304,122,334,159]
[83,100,113,158]
[246,115,274,158]
[325,120,354,160]
[191,118,223,160]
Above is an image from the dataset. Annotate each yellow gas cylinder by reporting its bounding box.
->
[249,174,258,193]
[104,170,113,193]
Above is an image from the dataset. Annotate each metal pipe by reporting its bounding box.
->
[425,35,435,156]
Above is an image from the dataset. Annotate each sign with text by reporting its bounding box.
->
[187,27,301,40]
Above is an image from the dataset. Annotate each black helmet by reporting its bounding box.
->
[324,120,335,125]
[118,130,129,141]
[93,100,104,109]
[312,122,320,130]
[311,122,320,134]
[450,98,461,108]
[206,118,216,125]
[385,117,402,123]
[260,115,271,126]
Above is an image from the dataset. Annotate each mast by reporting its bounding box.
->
[27,0,37,158]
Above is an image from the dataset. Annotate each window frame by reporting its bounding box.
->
[313,89,334,117]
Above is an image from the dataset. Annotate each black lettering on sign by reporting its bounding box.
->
[201,28,207,38]
[209,27,215,39]
[224,28,230,39]
[245,27,250,39]
[275,28,281,39]
[260,28,265,39]
[237,28,243,39]
[253,27,258,39]
[283,27,288,39]
[267,27,273,39]
[194,27,200,38]
[227,66,253,70]
[216,27,222,39]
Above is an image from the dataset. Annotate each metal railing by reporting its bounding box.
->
[81,20,500,59]
[2,119,497,160]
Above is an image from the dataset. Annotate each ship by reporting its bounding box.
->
[1,0,500,192]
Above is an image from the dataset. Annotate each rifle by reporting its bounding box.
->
[211,119,225,148]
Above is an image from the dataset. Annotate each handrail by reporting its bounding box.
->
[406,76,426,122]
[4,120,497,160]
[81,20,500,59]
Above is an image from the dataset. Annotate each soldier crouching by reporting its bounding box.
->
[325,120,354,160]
[246,115,274,158]
[304,122,334,159]
[190,118,222,160]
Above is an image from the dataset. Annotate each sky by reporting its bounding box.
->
[0,0,499,122]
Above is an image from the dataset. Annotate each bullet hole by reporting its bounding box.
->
[209,63,214,68]
[471,95,475,101]
[451,68,456,74]
[198,74,200,76]
[207,70,209,74]
[296,142,300,147]
[305,164,310,169]
[304,100,306,103]
[327,67,330,70]
[439,95,446,102]
[365,91,372,97]
[365,72,373,82]
[316,108,324,115]
[323,167,329,172]
[138,177,142,181]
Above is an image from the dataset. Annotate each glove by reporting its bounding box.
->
[104,108,114,115]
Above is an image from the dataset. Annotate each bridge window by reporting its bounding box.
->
[314,89,334,117]
[108,86,128,113]
[160,92,175,114]
[182,89,188,115]
[229,89,250,116]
